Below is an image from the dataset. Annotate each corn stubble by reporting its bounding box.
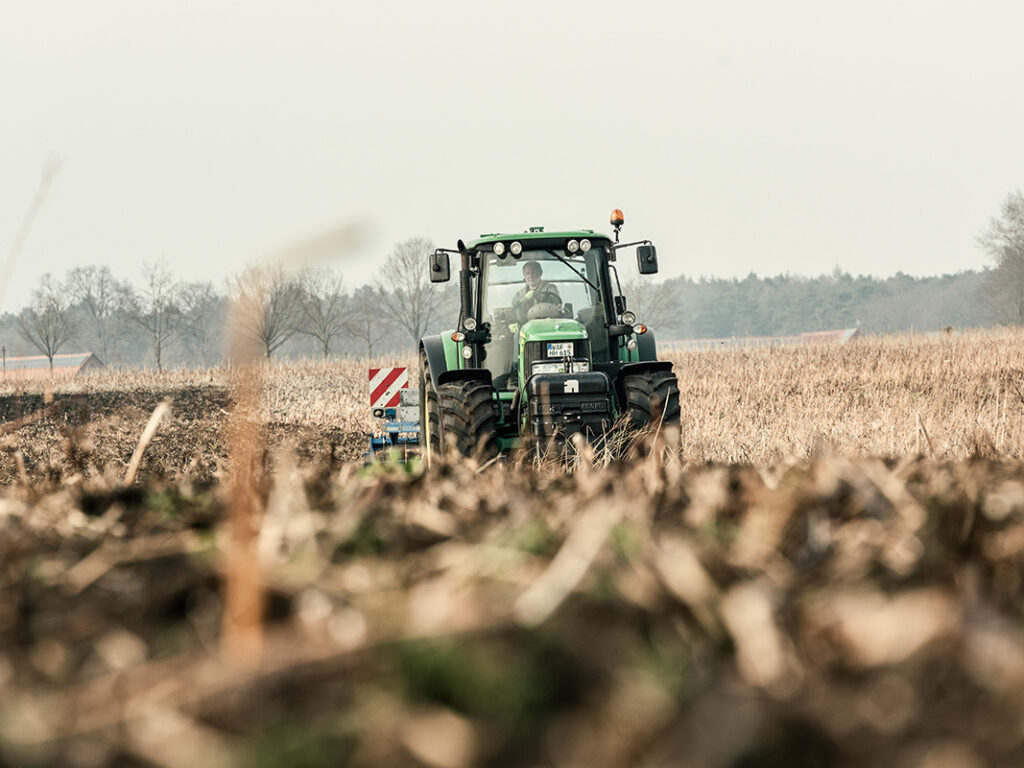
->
[0,329,1022,767]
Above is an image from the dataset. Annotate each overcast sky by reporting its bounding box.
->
[2,0,1023,312]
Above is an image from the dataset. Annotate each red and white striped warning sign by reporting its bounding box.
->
[368,367,410,409]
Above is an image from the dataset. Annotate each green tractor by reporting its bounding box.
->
[419,209,680,463]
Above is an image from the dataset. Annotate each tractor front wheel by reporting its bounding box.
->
[622,370,681,431]
[437,379,500,463]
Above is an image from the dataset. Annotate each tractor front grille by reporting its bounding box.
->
[523,338,591,378]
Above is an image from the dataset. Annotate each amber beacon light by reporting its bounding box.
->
[610,208,625,242]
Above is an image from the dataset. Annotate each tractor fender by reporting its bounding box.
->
[420,335,449,389]
[438,368,493,387]
[422,335,494,389]
[637,329,658,361]
[619,360,674,376]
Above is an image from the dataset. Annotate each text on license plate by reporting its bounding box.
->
[546,342,574,358]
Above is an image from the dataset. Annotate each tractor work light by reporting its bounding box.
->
[621,310,636,324]
[452,331,466,342]
[463,316,477,331]
[510,241,523,256]
[579,238,591,252]
[633,323,648,335]
[462,346,474,359]
[493,242,506,256]
[566,239,580,253]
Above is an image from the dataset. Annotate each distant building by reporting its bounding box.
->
[0,352,106,380]
[659,328,861,352]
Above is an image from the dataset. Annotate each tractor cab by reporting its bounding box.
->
[419,210,678,462]
[478,238,608,391]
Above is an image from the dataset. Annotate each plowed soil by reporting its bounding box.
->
[1,338,1023,767]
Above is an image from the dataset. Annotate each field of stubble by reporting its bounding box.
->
[1,330,1023,768]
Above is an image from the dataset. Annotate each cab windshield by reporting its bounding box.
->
[480,248,609,388]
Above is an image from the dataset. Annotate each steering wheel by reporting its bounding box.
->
[532,289,561,307]
[515,288,563,323]
[527,302,561,320]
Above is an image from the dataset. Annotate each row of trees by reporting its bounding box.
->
[5,190,1024,368]
[13,261,212,371]
[5,238,456,370]
[627,269,995,340]
[8,257,998,370]
[624,189,1024,339]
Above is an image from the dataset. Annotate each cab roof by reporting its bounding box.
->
[467,229,612,250]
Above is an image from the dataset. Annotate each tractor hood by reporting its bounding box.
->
[519,318,588,342]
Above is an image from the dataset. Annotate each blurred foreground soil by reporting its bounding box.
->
[1,450,1022,767]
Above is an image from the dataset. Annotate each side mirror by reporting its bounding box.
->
[614,295,628,315]
[429,251,451,283]
[637,244,658,275]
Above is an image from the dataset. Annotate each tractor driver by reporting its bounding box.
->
[512,261,561,323]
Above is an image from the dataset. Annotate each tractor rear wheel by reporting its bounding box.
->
[437,379,500,462]
[419,352,442,465]
[622,370,681,430]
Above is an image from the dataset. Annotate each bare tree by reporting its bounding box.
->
[979,190,1024,324]
[66,265,134,363]
[297,267,350,359]
[374,237,444,342]
[129,258,182,372]
[229,263,303,360]
[17,273,76,370]
[345,285,393,358]
[622,276,678,329]
[179,280,223,365]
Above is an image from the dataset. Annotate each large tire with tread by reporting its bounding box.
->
[437,379,500,462]
[622,370,681,430]
[419,351,441,464]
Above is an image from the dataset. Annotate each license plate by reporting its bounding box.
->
[546,342,574,358]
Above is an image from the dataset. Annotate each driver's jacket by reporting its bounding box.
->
[512,280,561,315]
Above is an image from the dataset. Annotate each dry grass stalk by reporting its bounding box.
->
[216,226,362,667]
[123,401,171,486]
[220,367,266,667]
[916,412,935,456]
[514,500,621,626]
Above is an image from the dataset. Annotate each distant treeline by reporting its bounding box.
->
[0,237,457,370]
[1,262,997,369]
[639,269,995,340]
[4,190,1021,367]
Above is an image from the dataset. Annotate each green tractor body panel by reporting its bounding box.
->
[440,331,459,370]
[619,333,640,363]
[419,332,465,390]
[516,318,589,391]
[517,317,588,342]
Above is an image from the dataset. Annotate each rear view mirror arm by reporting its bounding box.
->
[610,239,652,252]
